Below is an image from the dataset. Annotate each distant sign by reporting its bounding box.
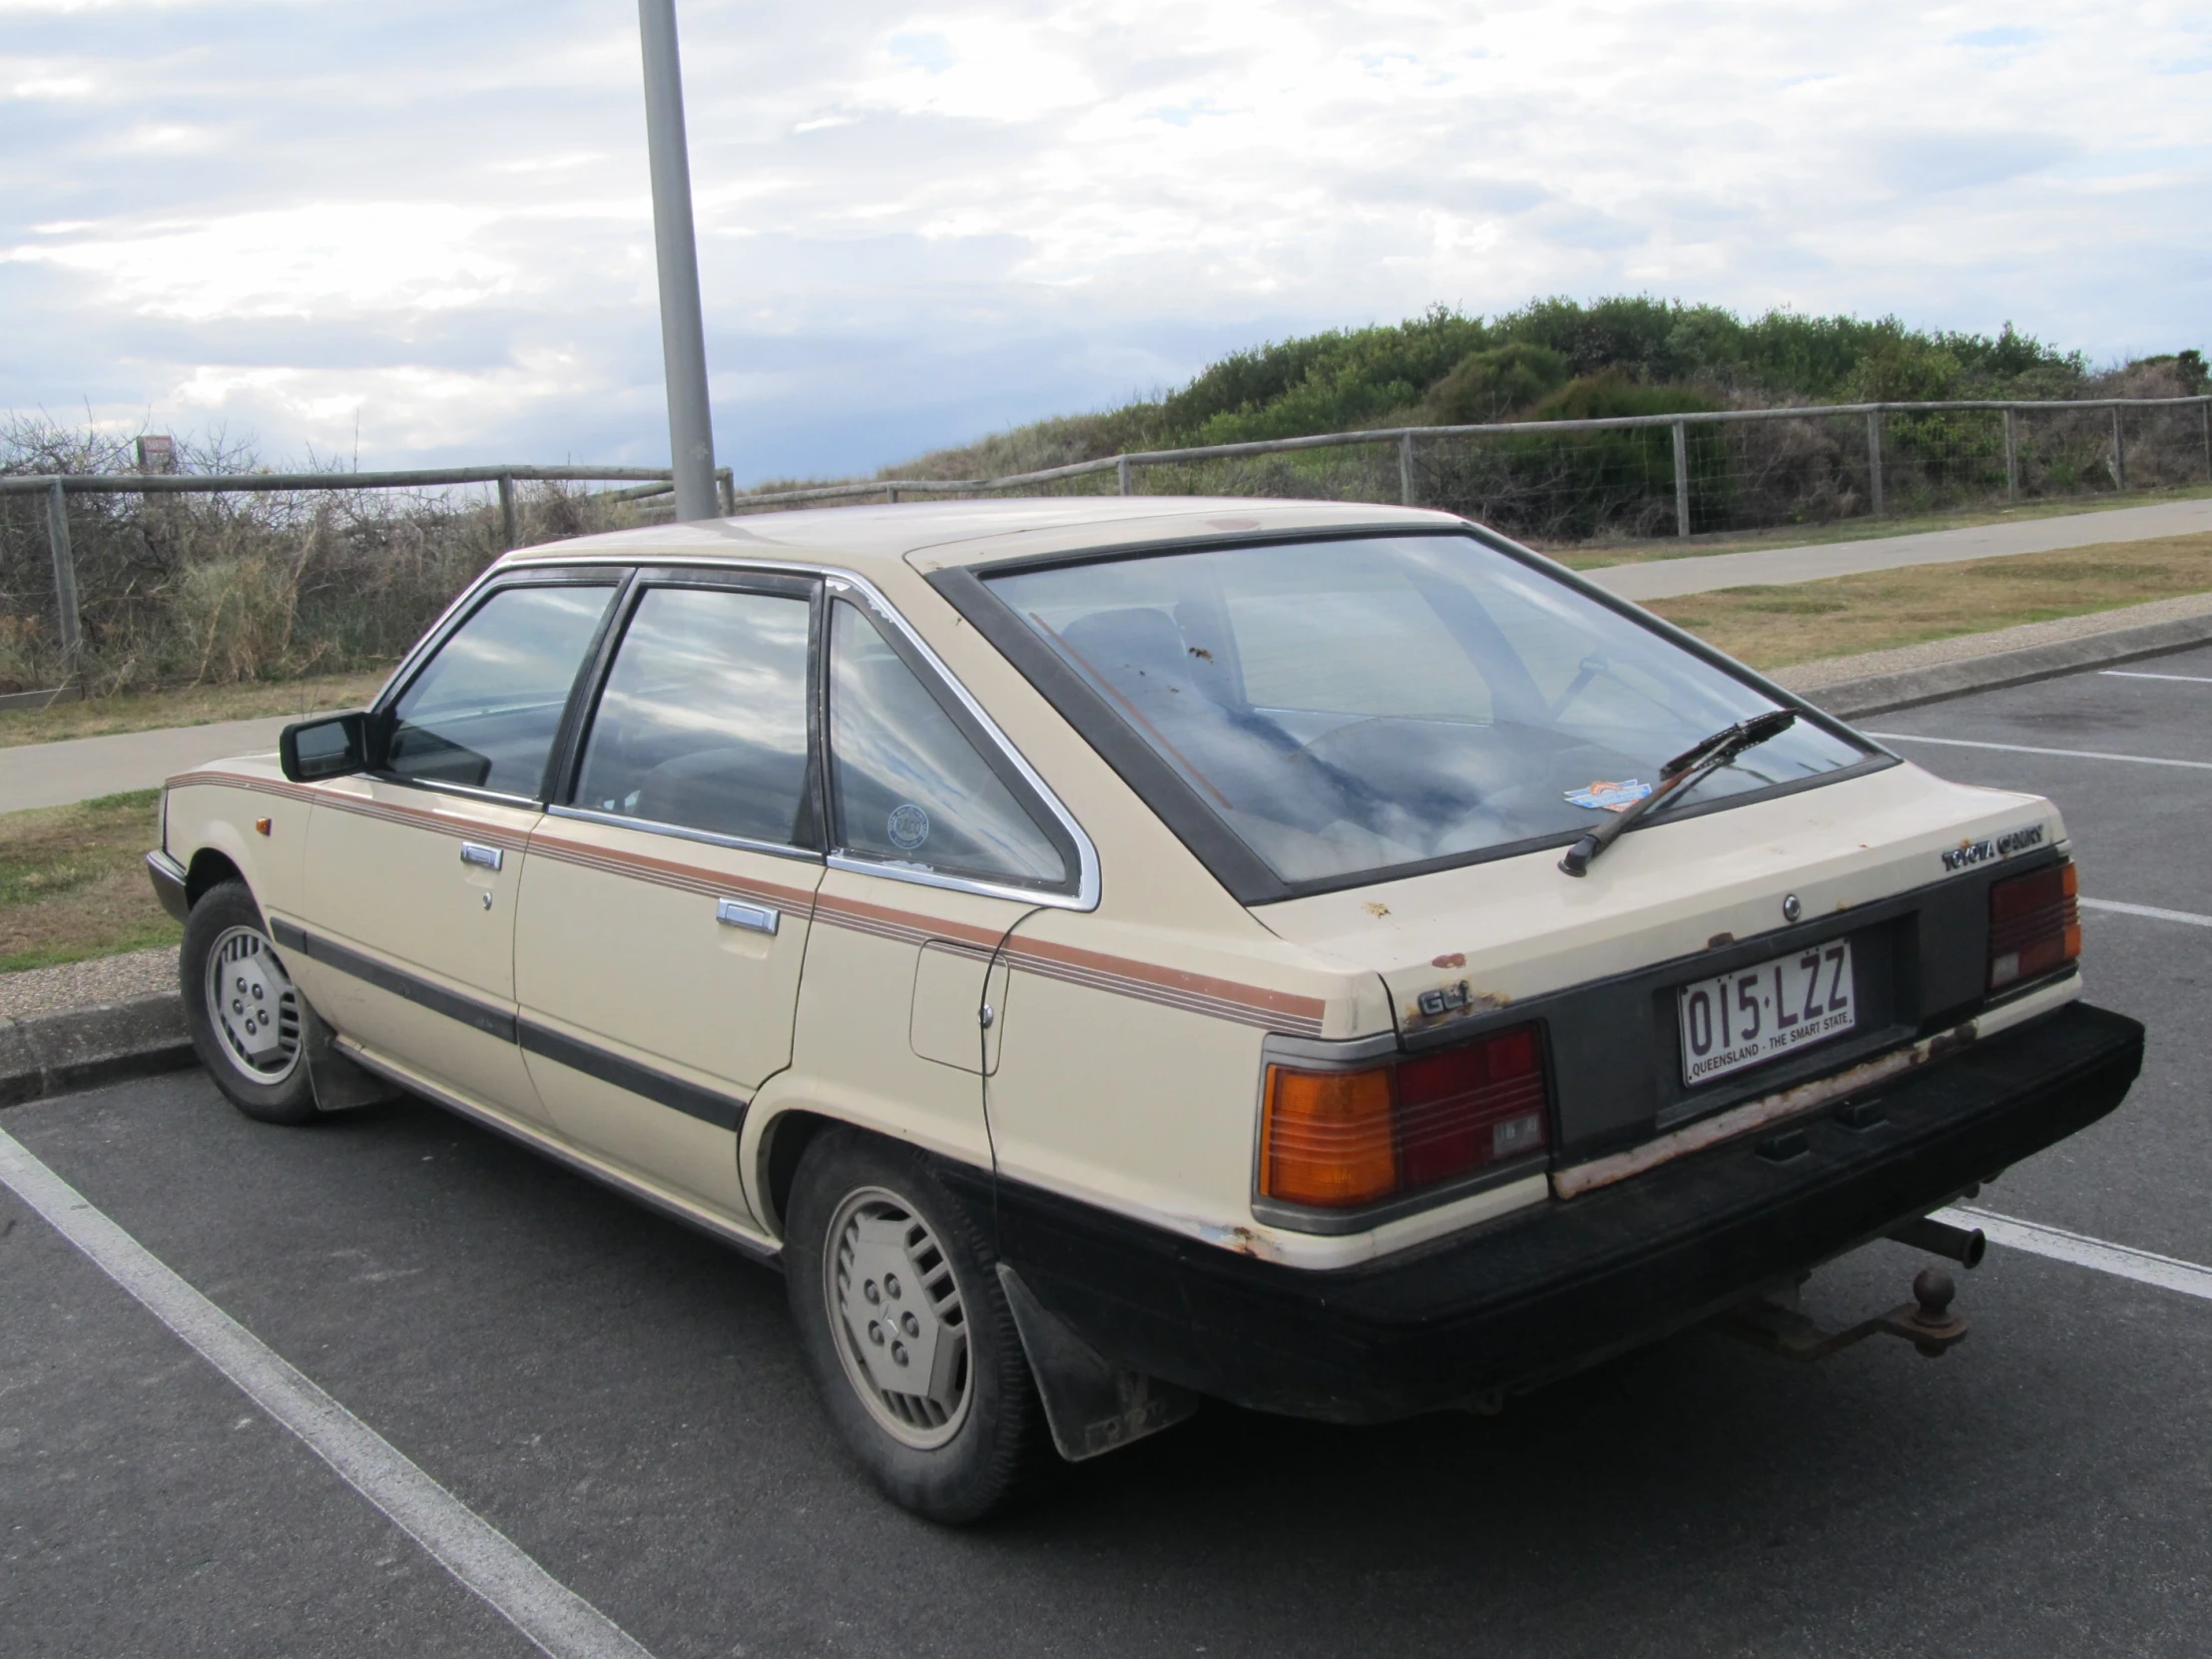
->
[136,435,177,474]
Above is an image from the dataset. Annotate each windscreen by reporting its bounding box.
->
[988,535,1868,886]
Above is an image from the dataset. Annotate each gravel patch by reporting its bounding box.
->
[0,946,180,1020]
[1771,591,2212,693]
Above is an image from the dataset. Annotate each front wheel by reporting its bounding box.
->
[784,1130,1055,1523]
[182,879,318,1125]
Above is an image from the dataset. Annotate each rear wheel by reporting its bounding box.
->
[784,1130,1054,1522]
[182,879,317,1125]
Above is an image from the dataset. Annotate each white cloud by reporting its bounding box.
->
[0,0,2206,481]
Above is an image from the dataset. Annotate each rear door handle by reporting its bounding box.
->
[717,898,779,935]
[459,841,503,871]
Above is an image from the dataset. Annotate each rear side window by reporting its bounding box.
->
[385,583,614,798]
[827,601,1068,889]
[572,585,816,846]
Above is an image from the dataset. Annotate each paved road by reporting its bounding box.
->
[1590,495,2212,601]
[0,715,290,813]
[3,652,2211,1656]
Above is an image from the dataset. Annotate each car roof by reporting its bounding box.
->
[494,495,1467,581]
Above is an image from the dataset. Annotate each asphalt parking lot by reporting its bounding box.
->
[5,648,2211,1658]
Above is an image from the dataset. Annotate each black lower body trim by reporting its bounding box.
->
[271,920,517,1042]
[271,920,746,1133]
[517,1020,746,1132]
[953,1000,2144,1424]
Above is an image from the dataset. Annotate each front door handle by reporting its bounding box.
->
[459,841,504,871]
[717,898,779,935]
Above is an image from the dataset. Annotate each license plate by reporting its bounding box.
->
[1677,938,1856,1086]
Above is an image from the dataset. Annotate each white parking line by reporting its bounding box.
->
[1936,1204,2212,1304]
[2080,897,2212,928]
[2100,670,2212,685]
[1865,732,2212,771]
[0,1126,656,1659]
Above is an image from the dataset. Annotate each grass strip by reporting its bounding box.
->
[0,667,393,750]
[0,790,180,974]
[1646,531,2212,670]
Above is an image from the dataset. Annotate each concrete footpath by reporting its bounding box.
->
[0,715,290,814]
[1588,496,2212,602]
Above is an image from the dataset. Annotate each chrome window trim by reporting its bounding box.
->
[369,775,545,813]
[463,554,1101,911]
[369,566,625,723]
[822,572,1100,912]
[544,803,826,865]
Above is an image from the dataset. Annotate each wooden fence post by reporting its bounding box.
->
[497,474,518,550]
[45,480,82,680]
[1867,410,1886,517]
[1671,421,1691,537]
[2002,408,2019,503]
[1116,455,1132,496]
[1399,432,1415,506]
[2111,407,2126,491]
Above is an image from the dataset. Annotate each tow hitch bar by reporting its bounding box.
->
[1713,1268,1969,1363]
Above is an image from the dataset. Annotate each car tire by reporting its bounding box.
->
[182,879,319,1126]
[784,1129,1056,1523]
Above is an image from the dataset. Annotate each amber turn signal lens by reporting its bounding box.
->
[1260,1064,1397,1209]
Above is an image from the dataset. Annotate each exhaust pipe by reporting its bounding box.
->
[1888,1216,1986,1268]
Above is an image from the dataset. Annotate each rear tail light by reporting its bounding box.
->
[1261,1025,1548,1211]
[1988,860,2080,990]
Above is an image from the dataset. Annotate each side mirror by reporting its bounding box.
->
[280,711,370,783]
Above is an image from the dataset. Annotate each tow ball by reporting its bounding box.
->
[1714,1266,1970,1363]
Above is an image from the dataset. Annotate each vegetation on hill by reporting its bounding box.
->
[889,296,2204,481]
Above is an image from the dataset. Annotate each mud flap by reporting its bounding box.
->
[997,1263,1200,1462]
[303,1006,401,1113]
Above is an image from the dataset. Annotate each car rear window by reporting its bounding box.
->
[986,534,1869,886]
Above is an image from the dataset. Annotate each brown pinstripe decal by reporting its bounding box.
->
[173,769,1330,1037]
[812,890,1329,1035]
[522,829,822,917]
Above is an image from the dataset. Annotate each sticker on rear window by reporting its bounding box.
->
[1565,780,1652,814]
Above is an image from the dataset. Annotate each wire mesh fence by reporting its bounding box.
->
[737,395,2212,549]
[5,395,2207,695]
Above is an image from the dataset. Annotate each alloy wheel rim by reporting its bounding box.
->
[204,925,304,1085]
[824,1185,973,1449]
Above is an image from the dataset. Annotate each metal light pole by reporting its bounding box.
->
[638,0,718,520]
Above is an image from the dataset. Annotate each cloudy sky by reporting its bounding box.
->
[3,1,2206,483]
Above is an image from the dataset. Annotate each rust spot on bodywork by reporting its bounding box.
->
[1364,902,1390,917]
[1197,1223,1269,1257]
[1551,1018,1985,1200]
[1431,952,1466,968]
[1926,1021,1978,1058]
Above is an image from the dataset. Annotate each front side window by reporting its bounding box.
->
[987,535,1868,888]
[385,582,614,797]
[572,585,816,845]
[828,602,1068,889]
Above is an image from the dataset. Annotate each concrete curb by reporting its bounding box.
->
[0,991,196,1110]
[1801,610,2212,721]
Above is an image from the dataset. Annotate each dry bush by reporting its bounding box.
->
[0,419,644,694]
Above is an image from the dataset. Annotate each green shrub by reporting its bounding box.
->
[1424,343,1571,424]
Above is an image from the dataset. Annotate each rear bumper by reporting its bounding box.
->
[146,850,190,925]
[971,1000,2143,1423]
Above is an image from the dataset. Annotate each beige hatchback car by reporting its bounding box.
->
[150,498,2142,1521]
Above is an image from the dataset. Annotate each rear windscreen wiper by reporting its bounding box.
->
[1559,709,1798,877]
